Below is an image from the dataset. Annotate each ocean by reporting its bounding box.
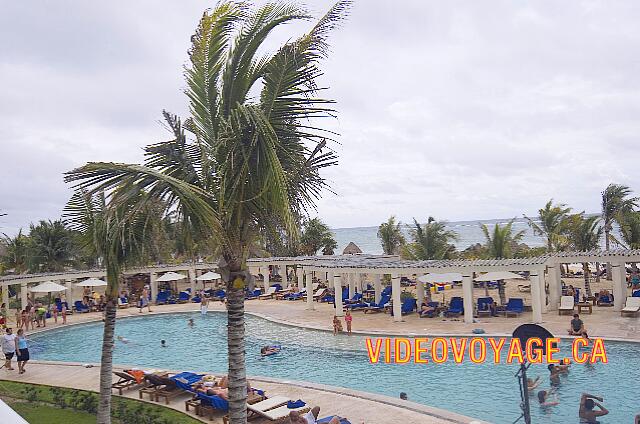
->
[331,217,546,255]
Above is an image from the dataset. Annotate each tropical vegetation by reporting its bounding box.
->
[377,216,405,255]
[566,213,603,296]
[299,218,338,255]
[401,217,457,260]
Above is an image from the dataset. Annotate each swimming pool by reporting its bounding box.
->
[30,312,638,423]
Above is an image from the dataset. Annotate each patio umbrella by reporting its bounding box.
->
[29,281,67,293]
[196,271,221,281]
[75,278,107,287]
[156,272,187,282]
[474,271,524,281]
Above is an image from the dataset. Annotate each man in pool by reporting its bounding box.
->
[578,393,608,423]
[188,318,194,327]
[160,340,166,347]
[568,313,588,338]
[289,406,340,424]
[116,335,130,344]
[547,363,569,385]
[260,346,280,356]
[139,286,152,313]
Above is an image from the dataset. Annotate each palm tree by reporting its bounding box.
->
[401,217,457,260]
[566,214,603,297]
[299,218,337,255]
[619,211,640,249]
[26,220,76,272]
[602,184,638,279]
[377,216,405,255]
[480,219,526,304]
[64,2,350,422]
[524,199,572,252]
[1,230,30,274]
[64,189,164,423]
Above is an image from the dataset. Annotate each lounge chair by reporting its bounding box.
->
[396,298,417,316]
[246,395,289,419]
[139,374,169,400]
[445,297,464,317]
[154,377,180,404]
[247,401,309,422]
[621,296,640,316]
[632,290,640,297]
[504,298,524,317]
[517,284,531,293]
[317,417,351,424]
[476,297,494,317]
[363,294,391,314]
[156,291,170,305]
[285,289,305,301]
[419,301,439,318]
[117,297,129,308]
[558,296,575,315]
[344,293,363,304]
[309,288,327,301]
[191,295,202,303]
[319,293,334,303]
[246,289,262,300]
[177,291,190,303]
[259,286,278,300]
[597,294,613,306]
[111,371,140,395]
[74,300,89,313]
[197,392,229,417]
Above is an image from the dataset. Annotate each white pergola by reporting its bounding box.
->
[247,249,640,324]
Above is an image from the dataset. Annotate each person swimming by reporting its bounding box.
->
[188,318,194,327]
[537,389,559,407]
[260,345,280,356]
[160,339,166,347]
[116,336,130,344]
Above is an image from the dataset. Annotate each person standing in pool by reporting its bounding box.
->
[15,329,29,374]
[332,315,342,335]
[200,295,209,315]
[579,393,608,423]
[139,286,152,313]
[188,318,194,327]
[344,310,353,335]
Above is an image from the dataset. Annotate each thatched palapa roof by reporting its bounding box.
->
[342,242,362,255]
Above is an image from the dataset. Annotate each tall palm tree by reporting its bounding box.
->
[566,214,603,297]
[377,216,405,255]
[401,217,457,260]
[64,2,350,422]
[64,189,166,423]
[619,211,640,249]
[26,220,76,272]
[0,230,30,274]
[602,184,638,278]
[524,199,572,252]
[299,217,337,255]
[480,219,526,304]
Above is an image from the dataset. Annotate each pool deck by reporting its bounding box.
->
[1,294,638,424]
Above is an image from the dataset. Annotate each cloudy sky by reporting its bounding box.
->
[2,0,640,235]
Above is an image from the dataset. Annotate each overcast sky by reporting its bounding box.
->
[2,0,640,235]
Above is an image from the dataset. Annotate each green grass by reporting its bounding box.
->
[8,402,97,424]
[0,380,202,424]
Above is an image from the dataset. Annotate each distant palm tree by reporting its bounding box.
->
[64,2,350,423]
[65,190,159,424]
[300,218,337,255]
[566,214,603,297]
[619,212,640,249]
[524,199,572,252]
[377,216,405,255]
[481,219,525,304]
[602,184,638,278]
[26,220,76,272]
[402,217,457,260]
[1,230,30,274]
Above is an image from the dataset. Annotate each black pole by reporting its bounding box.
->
[520,362,532,424]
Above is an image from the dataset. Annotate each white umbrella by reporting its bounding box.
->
[474,271,524,281]
[418,273,463,283]
[196,271,221,281]
[75,278,107,287]
[29,281,67,293]
[156,272,187,282]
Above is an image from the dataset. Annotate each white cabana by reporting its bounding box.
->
[29,281,67,293]
[76,278,107,287]
[156,272,187,282]
[474,271,524,281]
[418,273,463,283]
[196,271,221,281]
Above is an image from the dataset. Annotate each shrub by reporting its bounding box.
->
[21,386,39,402]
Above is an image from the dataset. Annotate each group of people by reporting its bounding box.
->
[2,327,30,374]
[332,310,353,335]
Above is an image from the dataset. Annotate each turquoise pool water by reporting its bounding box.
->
[30,312,637,423]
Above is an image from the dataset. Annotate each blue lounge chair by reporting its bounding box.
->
[504,298,524,317]
[156,291,170,305]
[285,290,305,301]
[597,294,613,306]
[445,297,464,317]
[245,289,262,300]
[317,417,351,424]
[391,298,417,316]
[381,286,392,297]
[633,290,640,297]
[177,291,190,303]
[341,287,350,302]
[170,372,204,391]
[191,295,201,303]
[344,293,363,304]
[363,294,391,314]
[271,283,283,292]
[212,289,226,301]
[197,392,229,412]
[477,297,494,317]
[74,300,89,313]
[320,293,335,303]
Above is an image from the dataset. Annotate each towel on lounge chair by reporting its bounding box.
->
[287,400,306,409]
[317,417,352,424]
[197,392,229,411]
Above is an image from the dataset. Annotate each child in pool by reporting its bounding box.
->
[332,315,342,335]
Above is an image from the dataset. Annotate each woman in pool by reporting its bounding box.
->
[261,346,280,356]
[15,329,29,374]
[527,376,541,391]
[344,310,353,335]
[537,389,559,407]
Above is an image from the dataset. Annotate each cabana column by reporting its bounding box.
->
[348,273,356,298]
[305,268,314,310]
[20,283,28,309]
[150,272,158,304]
[530,271,543,323]
[462,274,474,324]
[612,263,626,311]
[373,274,382,303]
[547,265,561,311]
[188,268,196,295]
[333,274,344,317]
[416,278,425,309]
[391,274,402,322]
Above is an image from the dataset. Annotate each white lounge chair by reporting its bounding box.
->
[312,282,319,291]
[247,396,289,414]
[621,297,640,316]
[558,296,574,315]
[305,288,326,301]
[249,403,309,421]
[259,286,278,300]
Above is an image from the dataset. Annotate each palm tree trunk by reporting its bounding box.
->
[582,263,592,298]
[605,229,612,280]
[498,280,506,305]
[595,262,601,282]
[97,299,117,424]
[227,284,247,424]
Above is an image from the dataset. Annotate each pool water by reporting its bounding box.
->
[30,312,638,423]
